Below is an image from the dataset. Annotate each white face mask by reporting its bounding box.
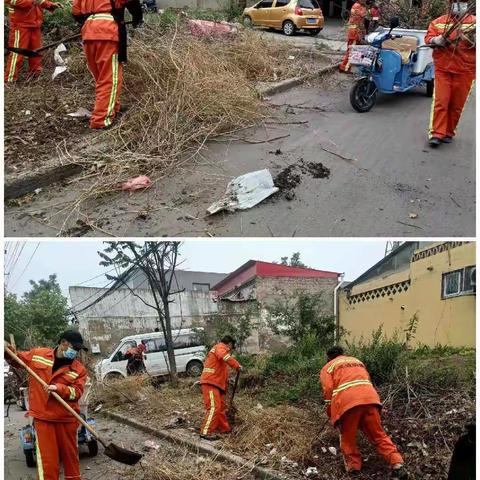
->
[452,2,468,16]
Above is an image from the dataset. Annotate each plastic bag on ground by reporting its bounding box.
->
[122,175,152,192]
[207,169,279,215]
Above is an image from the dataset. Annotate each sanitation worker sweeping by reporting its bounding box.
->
[320,346,407,479]
[425,0,476,147]
[5,330,143,480]
[199,336,242,441]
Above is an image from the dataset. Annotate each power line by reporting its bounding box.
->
[10,243,41,290]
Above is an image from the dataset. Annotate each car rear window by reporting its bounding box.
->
[298,0,319,8]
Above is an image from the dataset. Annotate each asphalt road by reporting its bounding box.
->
[4,405,147,480]
[5,72,475,237]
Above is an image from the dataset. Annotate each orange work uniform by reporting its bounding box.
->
[5,0,58,83]
[8,347,87,480]
[340,2,368,72]
[320,355,403,472]
[72,0,142,129]
[199,342,240,436]
[425,14,476,140]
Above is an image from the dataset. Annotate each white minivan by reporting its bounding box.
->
[95,328,206,382]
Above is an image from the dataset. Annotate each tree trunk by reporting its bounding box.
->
[163,298,178,384]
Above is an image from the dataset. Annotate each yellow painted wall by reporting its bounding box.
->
[339,242,476,347]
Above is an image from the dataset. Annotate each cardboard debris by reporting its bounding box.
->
[207,169,279,215]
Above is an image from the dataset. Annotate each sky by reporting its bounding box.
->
[5,240,389,298]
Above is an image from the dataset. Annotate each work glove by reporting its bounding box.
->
[431,35,446,46]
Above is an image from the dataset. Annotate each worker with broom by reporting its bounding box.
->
[320,346,407,479]
[425,0,475,147]
[199,335,242,441]
[5,330,88,480]
[4,0,64,83]
[72,0,143,129]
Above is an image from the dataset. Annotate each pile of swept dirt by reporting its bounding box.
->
[92,368,474,480]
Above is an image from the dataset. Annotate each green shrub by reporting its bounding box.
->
[346,326,405,385]
[42,6,78,37]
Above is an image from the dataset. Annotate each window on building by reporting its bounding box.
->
[192,282,210,292]
[442,266,476,298]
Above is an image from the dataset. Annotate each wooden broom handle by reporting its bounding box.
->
[4,346,107,447]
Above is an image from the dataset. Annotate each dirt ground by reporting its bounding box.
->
[92,375,474,480]
[4,403,257,480]
[5,71,475,237]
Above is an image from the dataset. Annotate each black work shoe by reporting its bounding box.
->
[348,471,361,477]
[441,136,453,143]
[391,465,408,479]
[200,434,221,441]
[429,137,442,147]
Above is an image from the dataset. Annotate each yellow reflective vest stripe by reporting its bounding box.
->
[32,355,54,367]
[332,379,372,396]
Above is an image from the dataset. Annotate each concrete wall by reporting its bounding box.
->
[339,242,476,347]
[69,286,218,354]
[217,275,338,353]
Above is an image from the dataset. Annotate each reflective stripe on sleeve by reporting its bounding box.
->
[32,355,54,367]
[223,354,232,361]
[66,371,79,379]
[203,368,215,373]
[68,386,76,400]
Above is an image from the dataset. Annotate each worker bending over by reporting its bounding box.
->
[320,346,407,479]
[425,0,475,147]
[199,335,242,441]
[125,342,146,375]
[340,0,368,73]
[72,0,143,129]
[6,330,88,480]
[5,0,63,83]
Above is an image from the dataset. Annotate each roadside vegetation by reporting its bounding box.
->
[91,294,474,480]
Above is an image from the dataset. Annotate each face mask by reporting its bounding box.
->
[64,347,78,360]
[452,2,468,15]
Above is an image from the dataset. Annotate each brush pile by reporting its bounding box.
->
[5,20,323,189]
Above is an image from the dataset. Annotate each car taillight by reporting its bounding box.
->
[295,5,303,14]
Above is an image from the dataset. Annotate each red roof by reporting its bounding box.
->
[212,260,340,296]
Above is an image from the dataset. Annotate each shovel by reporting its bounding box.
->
[226,369,240,425]
[5,346,143,466]
[6,33,82,58]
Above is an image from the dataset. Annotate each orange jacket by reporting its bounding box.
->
[425,14,476,75]
[9,347,87,423]
[199,342,240,392]
[347,2,368,41]
[72,0,133,41]
[6,0,57,29]
[319,355,381,426]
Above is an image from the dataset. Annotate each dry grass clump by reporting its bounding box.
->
[224,403,327,466]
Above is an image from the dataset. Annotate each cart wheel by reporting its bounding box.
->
[25,450,36,468]
[87,440,99,457]
[426,80,434,97]
[350,78,377,113]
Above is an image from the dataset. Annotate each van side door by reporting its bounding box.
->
[142,337,168,376]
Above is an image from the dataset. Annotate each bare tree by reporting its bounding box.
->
[99,241,183,384]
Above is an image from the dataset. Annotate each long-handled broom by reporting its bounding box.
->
[5,345,143,466]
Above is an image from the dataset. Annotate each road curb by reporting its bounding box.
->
[257,62,340,97]
[104,410,296,480]
[5,162,85,200]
